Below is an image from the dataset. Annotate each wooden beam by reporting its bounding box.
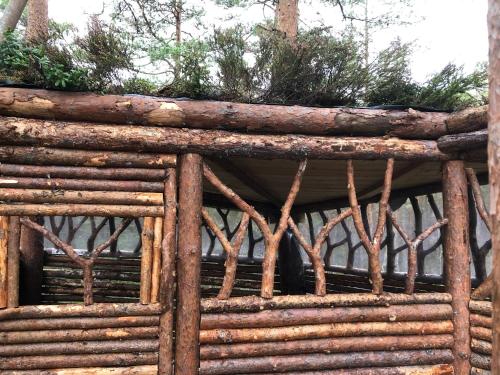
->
[442,160,471,375]
[437,129,487,153]
[446,105,488,134]
[0,88,450,139]
[0,146,176,168]
[0,116,451,161]
[175,154,203,375]
[488,1,500,374]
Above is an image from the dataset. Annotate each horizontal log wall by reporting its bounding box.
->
[470,300,493,373]
[199,293,454,374]
[0,302,160,372]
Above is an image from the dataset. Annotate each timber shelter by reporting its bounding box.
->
[0,5,500,373]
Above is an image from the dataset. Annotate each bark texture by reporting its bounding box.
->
[0,88,451,138]
[0,0,28,42]
[442,161,471,375]
[175,154,203,375]
[0,116,450,161]
[25,0,48,43]
[489,1,500,374]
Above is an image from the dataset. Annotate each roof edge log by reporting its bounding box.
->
[0,88,458,139]
[0,116,453,161]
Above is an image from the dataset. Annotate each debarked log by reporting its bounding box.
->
[0,302,161,320]
[0,88,450,139]
[0,352,158,370]
[0,315,158,331]
[199,320,453,344]
[0,189,163,205]
[0,339,159,356]
[200,304,452,329]
[471,326,493,342]
[0,164,166,181]
[0,204,163,217]
[200,293,452,313]
[199,334,454,360]
[0,146,176,168]
[0,177,164,193]
[4,365,158,375]
[198,350,454,375]
[0,116,451,161]
[0,326,158,344]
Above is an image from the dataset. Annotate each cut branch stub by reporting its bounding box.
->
[19,216,132,305]
[202,208,250,299]
[386,208,448,294]
[347,159,394,294]
[288,209,353,296]
[203,160,307,299]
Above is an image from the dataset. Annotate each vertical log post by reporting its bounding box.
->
[442,160,471,375]
[175,154,203,375]
[151,217,163,303]
[158,167,178,375]
[140,217,155,304]
[488,1,500,373]
[0,216,8,308]
[7,216,20,307]
[19,216,44,305]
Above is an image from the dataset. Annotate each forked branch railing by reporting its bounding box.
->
[203,160,307,299]
[346,159,394,294]
[466,168,493,300]
[19,217,132,305]
[202,209,250,299]
[386,208,448,294]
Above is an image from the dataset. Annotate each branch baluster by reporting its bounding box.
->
[203,160,307,299]
[288,209,353,295]
[346,159,394,294]
[386,208,448,294]
[202,209,250,299]
[19,216,132,305]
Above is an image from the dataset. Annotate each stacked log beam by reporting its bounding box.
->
[470,300,494,373]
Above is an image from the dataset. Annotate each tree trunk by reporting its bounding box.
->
[276,0,298,45]
[0,0,28,42]
[488,1,500,374]
[25,0,48,43]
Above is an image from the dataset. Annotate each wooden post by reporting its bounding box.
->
[7,216,20,307]
[19,216,44,305]
[140,217,155,305]
[488,1,500,374]
[0,216,8,308]
[442,160,471,375]
[175,154,203,375]
[158,167,177,375]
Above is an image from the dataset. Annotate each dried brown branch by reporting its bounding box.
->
[465,168,491,231]
[204,160,307,298]
[387,208,448,294]
[288,208,353,296]
[346,159,394,294]
[20,216,131,305]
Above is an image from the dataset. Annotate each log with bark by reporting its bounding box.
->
[0,116,450,161]
[0,204,163,217]
[0,146,176,168]
[437,129,487,152]
[446,105,488,134]
[0,88,451,138]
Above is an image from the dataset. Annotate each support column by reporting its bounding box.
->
[442,160,471,375]
[488,1,500,374]
[175,154,203,375]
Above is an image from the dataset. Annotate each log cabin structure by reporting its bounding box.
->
[0,3,499,373]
